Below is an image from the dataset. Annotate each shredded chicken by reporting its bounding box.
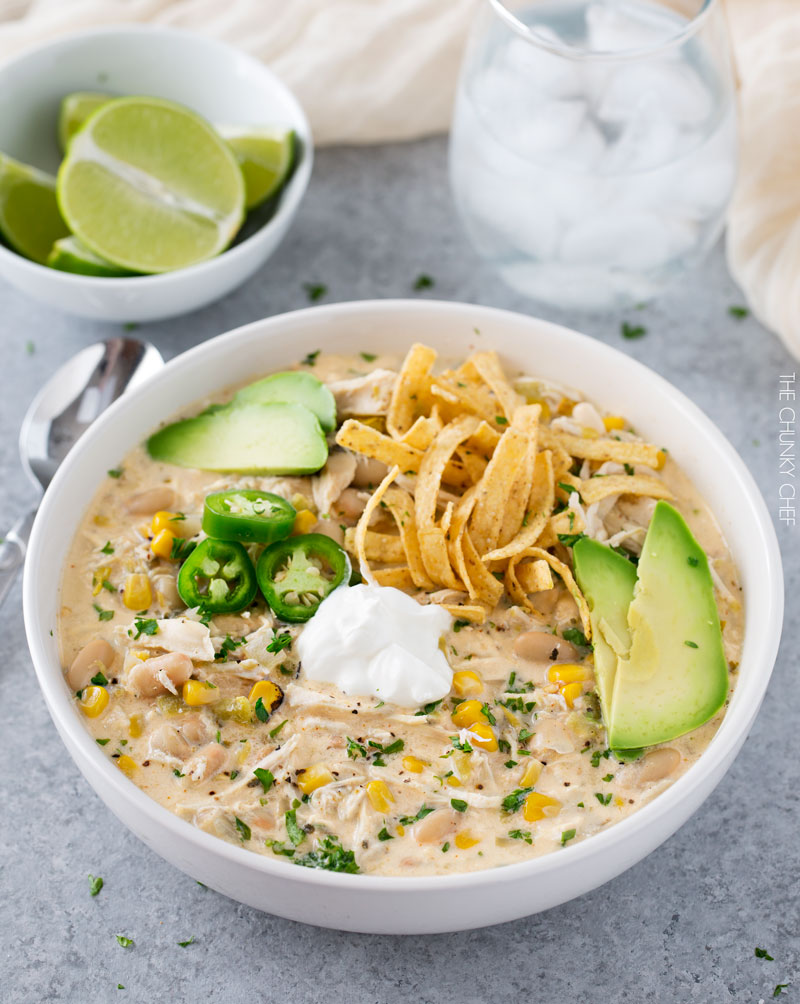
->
[328,368,397,416]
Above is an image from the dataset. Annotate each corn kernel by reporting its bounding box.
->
[128,713,143,738]
[402,755,426,773]
[116,754,137,777]
[123,573,151,610]
[446,775,462,788]
[452,670,483,698]
[603,415,626,431]
[454,830,481,850]
[292,509,318,535]
[561,681,583,708]
[150,529,175,559]
[523,791,561,823]
[79,685,109,718]
[468,721,498,752]
[520,760,542,788]
[396,824,405,836]
[92,565,112,597]
[547,663,590,684]
[366,779,394,813]
[237,740,251,765]
[182,680,218,706]
[297,763,333,795]
[93,514,109,527]
[248,680,284,713]
[451,699,484,728]
[151,511,180,535]
[656,449,667,470]
[582,427,600,439]
[290,493,311,512]
[557,397,576,416]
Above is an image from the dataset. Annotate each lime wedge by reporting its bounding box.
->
[47,236,136,277]
[58,91,109,151]
[0,153,70,264]
[221,127,295,209]
[57,96,246,273]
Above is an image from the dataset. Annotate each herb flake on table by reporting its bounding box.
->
[107,467,124,479]
[413,274,434,291]
[88,874,103,897]
[178,937,194,947]
[728,305,749,319]
[303,283,327,302]
[621,321,647,340]
[755,947,775,961]
[115,935,134,948]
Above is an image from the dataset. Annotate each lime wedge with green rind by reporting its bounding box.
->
[57,96,245,273]
[47,235,137,277]
[0,153,70,264]
[221,127,296,209]
[58,91,110,151]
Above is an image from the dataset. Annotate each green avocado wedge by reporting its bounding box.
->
[234,371,336,433]
[573,501,728,750]
[147,402,328,475]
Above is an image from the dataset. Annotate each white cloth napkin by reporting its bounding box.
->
[0,0,478,145]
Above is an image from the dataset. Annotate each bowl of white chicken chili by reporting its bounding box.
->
[24,300,783,934]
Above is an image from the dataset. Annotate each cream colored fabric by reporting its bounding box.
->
[724,0,800,358]
[0,0,478,145]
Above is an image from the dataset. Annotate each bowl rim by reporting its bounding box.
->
[23,299,785,894]
[0,23,313,286]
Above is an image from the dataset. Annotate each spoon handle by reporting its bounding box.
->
[0,508,37,609]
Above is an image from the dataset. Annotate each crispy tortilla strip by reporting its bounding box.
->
[456,447,488,483]
[514,558,554,594]
[555,472,582,498]
[469,350,523,420]
[441,603,487,624]
[508,546,591,640]
[497,405,540,548]
[470,424,531,555]
[482,450,554,562]
[418,526,464,590]
[387,343,437,439]
[373,566,416,590]
[540,427,662,468]
[549,443,573,483]
[461,529,505,606]
[536,508,586,549]
[343,529,405,564]
[431,376,498,424]
[447,486,480,599]
[440,500,455,536]
[354,465,400,585]
[400,413,442,451]
[578,473,674,505]
[415,414,481,530]
[382,485,434,590]
[337,420,422,473]
[466,420,501,456]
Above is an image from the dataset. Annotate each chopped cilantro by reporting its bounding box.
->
[303,283,327,302]
[687,555,699,567]
[90,671,108,686]
[560,828,577,846]
[399,805,435,826]
[88,874,103,896]
[504,760,518,769]
[495,415,508,425]
[684,640,699,648]
[360,352,377,362]
[415,699,442,716]
[728,305,749,319]
[107,468,123,479]
[773,984,789,997]
[452,619,470,633]
[595,792,613,806]
[755,948,775,961]
[301,350,320,366]
[234,817,251,842]
[346,737,367,759]
[508,829,532,844]
[101,579,116,593]
[517,728,534,743]
[624,463,635,476]
[178,937,194,947]
[293,835,359,873]
[254,697,270,723]
[562,627,590,649]
[96,738,110,746]
[590,748,611,768]
[173,769,185,777]
[93,604,114,622]
[132,618,158,639]
[170,537,195,562]
[265,839,295,858]
[285,809,306,846]
[621,322,647,340]
[115,935,134,948]
[378,827,394,841]
[557,482,582,501]
[602,773,615,782]
[558,532,586,547]
[215,635,245,661]
[480,703,496,725]
[100,541,114,555]
[253,768,275,793]
[413,274,434,291]
[269,719,288,739]
[441,842,450,853]
[450,798,468,813]
[229,770,239,780]
[266,632,292,654]
[502,787,533,813]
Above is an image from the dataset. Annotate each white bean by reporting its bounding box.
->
[67,639,116,691]
[149,724,190,759]
[636,748,681,784]
[127,652,193,698]
[513,632,578,663]
[186,743,228,782]
[413,809,458,845]
[125,486,177,515]
[179,715,212,747]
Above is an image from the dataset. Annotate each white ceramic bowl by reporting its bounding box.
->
[23,301,783,934]
[0,27,312,322]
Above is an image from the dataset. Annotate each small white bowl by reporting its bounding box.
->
[0,26,312,322]
[23,301,784,933]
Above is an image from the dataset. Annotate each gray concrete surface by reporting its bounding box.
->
[0,137,797,1004]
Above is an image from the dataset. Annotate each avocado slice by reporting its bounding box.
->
[147,401,328,475]
[609,501,728,748]
[234,371,336,433]
[573,539,638,715]
[573,502,728,750]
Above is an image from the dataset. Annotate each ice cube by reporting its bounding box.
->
[560,210,697,270]
[503,32,583,99]
[602,93,681,173]
[585,0,678,53]
[510,99,588,157]
[597,61,714,127]
[497,261,661,310]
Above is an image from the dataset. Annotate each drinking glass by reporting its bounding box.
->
[449,0,738,311]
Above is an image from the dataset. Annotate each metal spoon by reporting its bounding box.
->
[0,337,164,608]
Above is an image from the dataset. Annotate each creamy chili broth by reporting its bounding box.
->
[58,352,744,876]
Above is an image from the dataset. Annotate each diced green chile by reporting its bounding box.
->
[257,533,350,623]
[178,538,257,613]
[202,490,296,544]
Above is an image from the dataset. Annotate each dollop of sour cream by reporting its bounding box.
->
[296,584,453,707]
